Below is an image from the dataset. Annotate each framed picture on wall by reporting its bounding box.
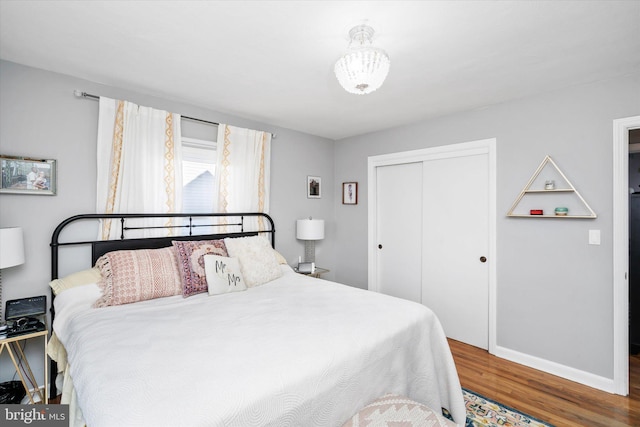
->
[0,155,57,195]
[342,182,358,205]
[307,176,321,198]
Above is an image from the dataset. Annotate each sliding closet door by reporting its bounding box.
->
[421,152,489,349]
[370,140,494,351]
[375,162,423,303]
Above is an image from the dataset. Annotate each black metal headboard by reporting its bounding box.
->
[51,212,275,280]
[49,212,275,397]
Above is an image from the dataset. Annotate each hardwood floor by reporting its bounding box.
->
[449,339,640,427]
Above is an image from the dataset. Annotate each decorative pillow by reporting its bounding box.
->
[224,235,282,287]
[93,247,182,307]
[172,240,228,296]
[49,267,102,295]
[341,394,458,427]
[204,255,247,296]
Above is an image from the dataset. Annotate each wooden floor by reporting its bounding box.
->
[449,339,640,427]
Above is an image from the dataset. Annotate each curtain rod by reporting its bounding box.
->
[73,90,276,137]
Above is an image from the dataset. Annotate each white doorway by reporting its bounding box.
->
[613,115,640,396]
[368,139,497,351]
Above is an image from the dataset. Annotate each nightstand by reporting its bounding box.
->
[0,329,48,404]
[296,267,330,279]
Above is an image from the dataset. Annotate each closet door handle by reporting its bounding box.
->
[479,256,487,263]
[378,244,383,249]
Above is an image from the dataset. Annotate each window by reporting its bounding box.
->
[181,137,216,213]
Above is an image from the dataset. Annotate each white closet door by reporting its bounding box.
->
[421,152,489,349]
[370,141,493,350]
[375,162,423,303]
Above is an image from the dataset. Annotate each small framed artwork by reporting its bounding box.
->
[0,155,57,195]
[307,176,321,198]
[342,182,358,205]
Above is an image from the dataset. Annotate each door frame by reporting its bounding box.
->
[613,115,640,395]
[368,138,497,353]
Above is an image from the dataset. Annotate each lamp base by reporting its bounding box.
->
[304,241,316,264]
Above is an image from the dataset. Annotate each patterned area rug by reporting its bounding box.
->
[463,388,555,427]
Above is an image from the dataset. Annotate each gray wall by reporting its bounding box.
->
[2,57,638,390]
[0,60,335,384]
[334,73,640,380]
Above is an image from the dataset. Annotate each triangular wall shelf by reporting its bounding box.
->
[507,155,597,218]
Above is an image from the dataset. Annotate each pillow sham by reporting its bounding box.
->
[49,267,102,295]
[93,247,182,307]
[172,240,228,297]
[224,235,282,287]
[203,254,247,296]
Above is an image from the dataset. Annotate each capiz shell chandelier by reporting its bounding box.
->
[334,24,390,95]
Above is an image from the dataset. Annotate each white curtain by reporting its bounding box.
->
[96,97,183,239]
[214,124,271,230]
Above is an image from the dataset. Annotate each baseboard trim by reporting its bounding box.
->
[493,345,616,394]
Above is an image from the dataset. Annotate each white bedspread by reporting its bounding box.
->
[54,266,465,426]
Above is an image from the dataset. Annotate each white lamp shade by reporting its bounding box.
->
[296,219,325,240]
[0,227,25,269]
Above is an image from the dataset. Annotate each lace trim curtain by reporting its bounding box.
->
[213,124,271,230]
[96,97,183,239]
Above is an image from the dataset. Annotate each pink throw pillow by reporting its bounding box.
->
[172,240,228,296]
[93,247,182,307]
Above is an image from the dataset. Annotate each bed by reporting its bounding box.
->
[49,213,465,426]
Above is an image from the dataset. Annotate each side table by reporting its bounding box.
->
[295,267,330,279]
[0,329,48,404]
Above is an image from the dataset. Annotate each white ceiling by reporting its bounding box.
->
[1,1,639,140]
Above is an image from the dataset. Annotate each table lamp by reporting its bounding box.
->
[296,218,324,263]
[0,227,25,323]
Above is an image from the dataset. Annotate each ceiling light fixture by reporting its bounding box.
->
[334,24,390,95]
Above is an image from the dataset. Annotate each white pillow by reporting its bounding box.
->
[224,236,283,287]
[204,254,247,295]
[49,267,102,295]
